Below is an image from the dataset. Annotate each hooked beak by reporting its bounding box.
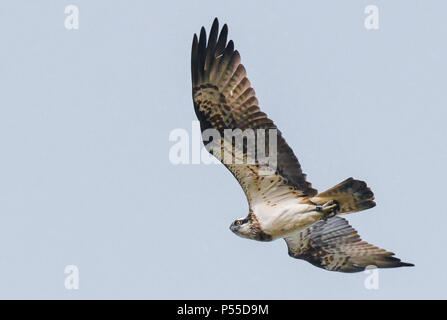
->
[230,223,240,233]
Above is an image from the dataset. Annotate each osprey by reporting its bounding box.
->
[191,18,413,272]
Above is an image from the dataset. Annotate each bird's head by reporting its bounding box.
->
[229,217,255,240]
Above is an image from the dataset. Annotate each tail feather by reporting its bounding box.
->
[311,177,376,215]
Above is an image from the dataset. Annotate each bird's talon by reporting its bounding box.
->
[318,200,340,221]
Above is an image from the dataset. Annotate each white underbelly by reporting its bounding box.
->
[251,200,322,239]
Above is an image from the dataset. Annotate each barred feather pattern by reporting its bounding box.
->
[284,216,414,272]
[191,18,317,200]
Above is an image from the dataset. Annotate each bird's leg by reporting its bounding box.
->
[315,200,340,221]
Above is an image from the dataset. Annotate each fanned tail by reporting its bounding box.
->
[311,177,375,215]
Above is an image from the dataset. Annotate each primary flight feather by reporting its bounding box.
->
[191,18,413,272]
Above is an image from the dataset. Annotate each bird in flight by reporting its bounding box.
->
[191,18,413,272]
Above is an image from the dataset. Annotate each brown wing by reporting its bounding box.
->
[284,216,414,273]
[191,18,317,202]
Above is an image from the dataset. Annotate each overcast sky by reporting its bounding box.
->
[0,0,446,299]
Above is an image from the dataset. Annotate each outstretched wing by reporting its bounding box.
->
[284,216,414,272]
[191,18,317,205]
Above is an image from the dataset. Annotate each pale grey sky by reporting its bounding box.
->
[0,0,445,299]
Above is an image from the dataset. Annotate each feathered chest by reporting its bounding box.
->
[251,198,318,239]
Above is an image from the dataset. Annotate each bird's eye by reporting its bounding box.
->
[235,220,241,226]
